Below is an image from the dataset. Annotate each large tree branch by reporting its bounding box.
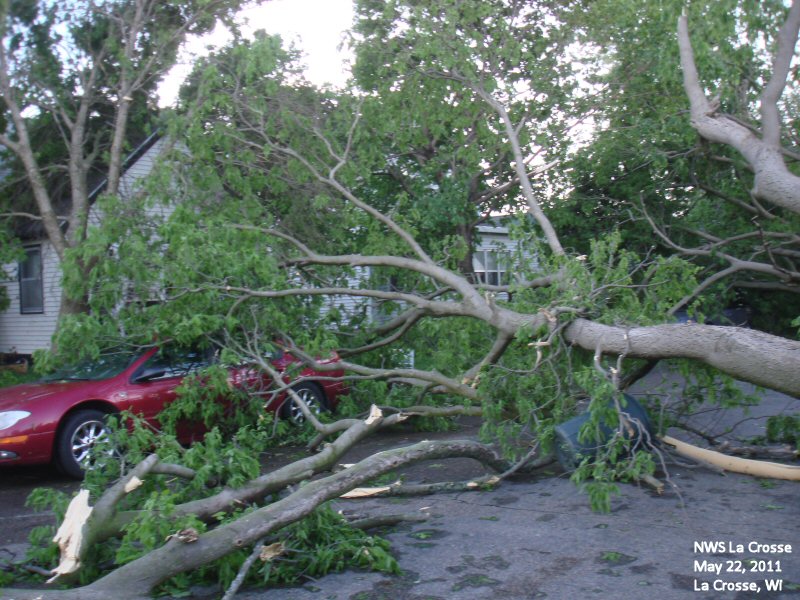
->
[564,319,800,398]
[0,44,68,257]
[87,439,506,598]
[5,436,508,600]
[230,223,493,317]
[46,455,165,585]
[761,0,800,146]
[219,283,467,317]
[678,9,800,214]
[66,58,103,246]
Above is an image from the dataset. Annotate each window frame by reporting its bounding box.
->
[135,346,215,381]
[473,249,509,287]
[19,245,44,315]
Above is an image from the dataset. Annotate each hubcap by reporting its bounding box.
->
[71,420,109,465]
[289,389,320,424]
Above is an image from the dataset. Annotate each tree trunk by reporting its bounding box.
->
[563,319,800,398]
[59,292,90,319]
[456,221,477,282]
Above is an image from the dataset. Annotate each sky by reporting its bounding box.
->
[158,0,355,107]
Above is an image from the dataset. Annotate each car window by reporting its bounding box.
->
[41,351,138,382]
[267,346,284,361]
[139,346,214,380]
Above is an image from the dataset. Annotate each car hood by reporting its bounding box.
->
[0,381,84,411]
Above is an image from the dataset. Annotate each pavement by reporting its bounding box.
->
[2,367,799,599]
[231,368,800,600]
[250,463,798,600]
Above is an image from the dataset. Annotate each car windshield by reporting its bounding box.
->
[41,351,139,382]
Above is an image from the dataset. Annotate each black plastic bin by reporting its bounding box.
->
[554,394,654,471]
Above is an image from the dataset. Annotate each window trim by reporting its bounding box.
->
[473,249,509,286]
[19,245,44,315]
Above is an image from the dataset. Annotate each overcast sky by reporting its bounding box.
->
[159,0,355,106]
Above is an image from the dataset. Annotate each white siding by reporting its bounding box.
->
[1,137,170,355]
[0,241,63,354]
[88,136,171,228]
[121,137,168,192]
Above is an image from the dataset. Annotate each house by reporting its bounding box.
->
[472,218,529,286]
[1,136,529,359]
[330,216,533,327]
[0,133,169,357]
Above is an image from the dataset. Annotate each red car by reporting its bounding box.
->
[0,345,346,477]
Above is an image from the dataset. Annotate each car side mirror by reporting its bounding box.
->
[132,367,167,383]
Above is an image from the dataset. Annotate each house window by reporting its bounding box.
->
[473,250,509,286]
[19,246,43,314]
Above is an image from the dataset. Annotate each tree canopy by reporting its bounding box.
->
[3,0,800,598]
[0,0,249,315]
[561,0,800,331]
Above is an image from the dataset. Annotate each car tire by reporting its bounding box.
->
[283,383,327,426]
[54,409,113,478]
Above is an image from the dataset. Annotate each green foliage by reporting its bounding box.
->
[163,366,253,432]
[349,0,585,275]
[559,0,800,331]
[23,487,72,570]
[0,367,36,388]
[559,372,659,512]
[256,504,399,586]
[765,413,800,449]
[571,449,656,514]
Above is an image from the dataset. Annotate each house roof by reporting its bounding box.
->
[6,131,162,241]
[86,131,161,200]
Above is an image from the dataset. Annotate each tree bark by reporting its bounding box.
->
[2,440,506,600]
[563,319,800,398]
[678,7,800,215]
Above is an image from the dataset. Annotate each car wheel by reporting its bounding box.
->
[55,409,113,478]
[283,383,327,426]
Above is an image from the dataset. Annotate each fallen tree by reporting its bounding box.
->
[3,0,800,597]
[3,405,535,599]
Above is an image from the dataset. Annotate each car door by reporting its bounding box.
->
[123,347,212,438]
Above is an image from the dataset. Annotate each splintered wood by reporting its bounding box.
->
[49,489,93,582]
